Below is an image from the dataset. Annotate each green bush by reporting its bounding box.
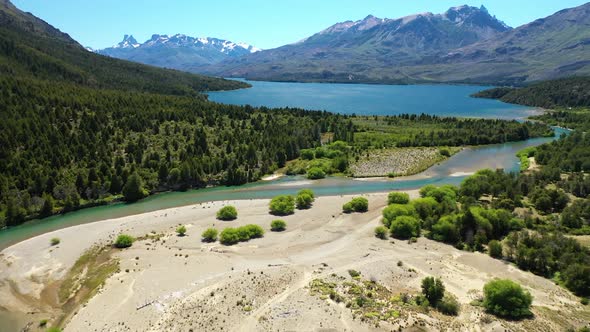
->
[220,225,264,245]
[374,226,388,239]
[217,206,238,221]
[219,228,240,245]
[488,240,503,259]
[390,216,421,239]
[388,192,410,205]
[437,294,460,316]
[483,279,533,319]
[421,277,445,306]
[342,202,354,213]
[563,264,590,297]
[269,195,295,216]
[50,237,60,246]
[114,234,134,248]
[201,228,218,242]
[431,215,460,243]
[46,328,62,332]
[298,189,315,199]
[271,219,287,232]
[306,167,326,180]
[343,197,368,213]
[176,225,187,236]
[382,204,416,227]
[296,193,314,209]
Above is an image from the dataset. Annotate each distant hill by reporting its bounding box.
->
[0,0,247,95]
[473,77,590,108]
[97,34,260,73]
[205,4,590,85]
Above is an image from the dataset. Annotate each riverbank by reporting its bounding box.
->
[1,191,587,331]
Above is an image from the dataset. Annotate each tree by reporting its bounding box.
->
[176,225,187,236]
[201,228,218,242]
[122,173,147,202]
[431,215,460,243]
[114,234,134,248]
[271,219,287,232]
[488,240,503,259]
[563,264,590,297]
[40,193,54,217]
[269,195,295,216]
[388,192,410,205]
[421,277,445,306]
[390,216,421,239]
[306,167,326,180]
[217,206,238,221]
[483,279,533,319]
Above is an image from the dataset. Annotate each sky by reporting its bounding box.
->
[12,0,590,50]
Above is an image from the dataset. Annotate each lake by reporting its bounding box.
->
[208,80,538,119]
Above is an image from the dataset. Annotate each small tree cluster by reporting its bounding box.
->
[342,197,369,213]
[306,167,326,180]
[421,277,459,316]
[220,224,265,245]
[388,192,410,205]
[217,206,238,221]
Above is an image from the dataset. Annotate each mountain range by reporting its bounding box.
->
[201,4,590,85]
[96,34,260,72]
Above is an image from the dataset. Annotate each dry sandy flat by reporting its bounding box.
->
[1,191,589,331]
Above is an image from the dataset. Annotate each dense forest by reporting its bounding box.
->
[0,77,351,227]
[472,76,590,108]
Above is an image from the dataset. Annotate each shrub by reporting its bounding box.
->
[201,228,218,242]
[39,319,48,327]
[219,228,240,245]
[271,219,287,232]
[306,167,326,180]
[348,269,361,278]
[421,277,445,306]
[220,225,264,245]
[390,216,421,239]
[50,237,60,246]
[342,202,354,213]
[483,279,533,319]
[374,226,388,239]
[563,263,590,297]
[114,234,134,248]
[437,294,460,316]
[350,197,369,212]
[217,206,238,221]
[269,195,295,216]
[176,225,187,236]
[298,189,315,199]
[382,204,416,227]
[300,149,315,160]
[488,240,503,259]
[388,192,410,205]
[296,193,314,209]
[431,215,460,243]
[46,328,62,332]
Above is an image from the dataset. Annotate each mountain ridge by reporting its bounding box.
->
[204,3,590,85]
[97,33,260,72]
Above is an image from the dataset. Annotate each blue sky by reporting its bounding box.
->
[12,0,589,49]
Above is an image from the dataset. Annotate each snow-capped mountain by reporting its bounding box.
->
[97,34,260,73]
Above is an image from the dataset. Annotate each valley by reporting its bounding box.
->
[1,0,590,331]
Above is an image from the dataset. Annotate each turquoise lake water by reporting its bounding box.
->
[0,82,562,250]
[208,80,537,119]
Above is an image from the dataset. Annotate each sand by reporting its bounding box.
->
[1,190,588,331]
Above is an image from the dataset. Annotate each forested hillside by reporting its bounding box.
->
[473,77,590,108]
